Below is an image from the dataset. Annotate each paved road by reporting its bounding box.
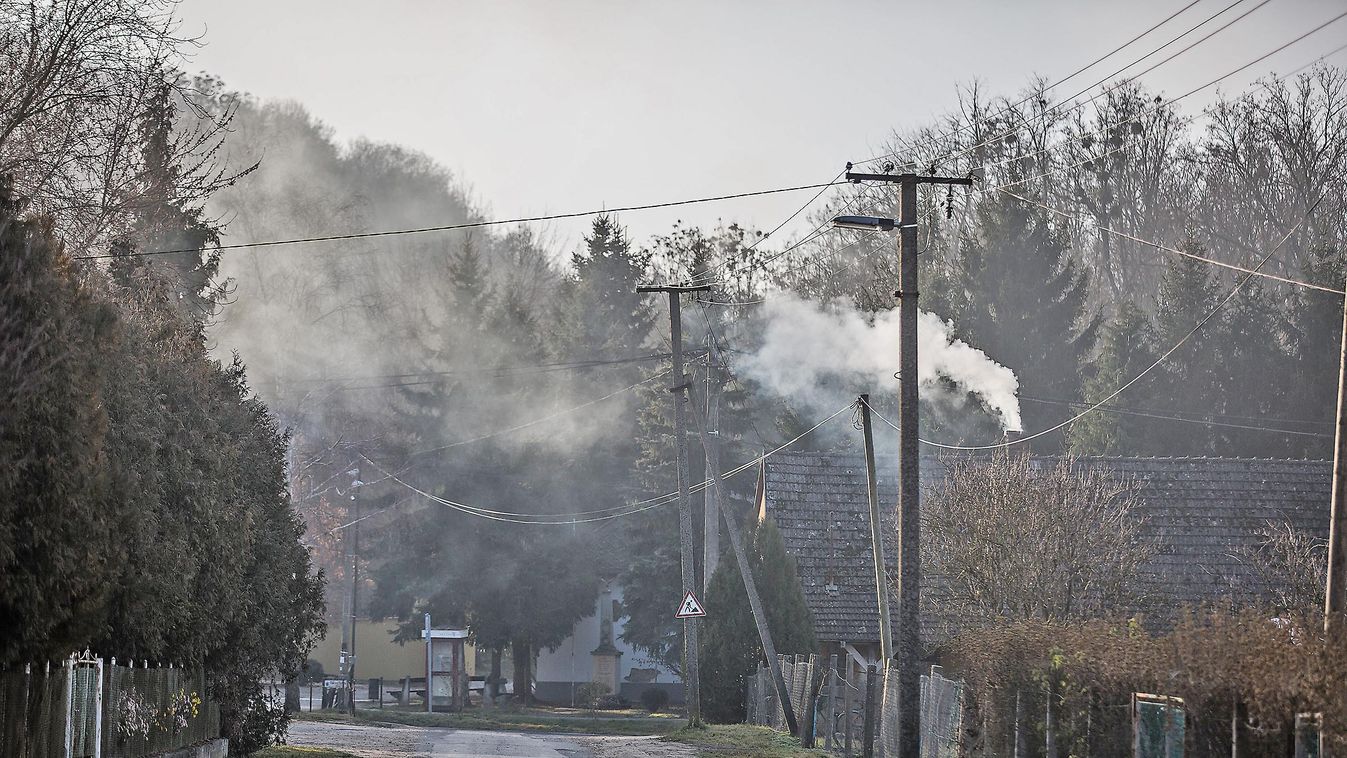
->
[284,720,694,758]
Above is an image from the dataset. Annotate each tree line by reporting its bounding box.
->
[1,2,322,752]
[197,62,1347,720]
[9,0,1344,740]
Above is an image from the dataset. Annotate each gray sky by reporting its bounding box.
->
[176,0,1347,253]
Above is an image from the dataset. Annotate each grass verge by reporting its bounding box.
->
[296,706,680,736]
[253,747,360,758]
[664,724,829,757]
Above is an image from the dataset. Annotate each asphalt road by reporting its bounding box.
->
[283,719,695,758]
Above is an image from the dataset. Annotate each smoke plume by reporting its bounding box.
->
[738,294,1022,430]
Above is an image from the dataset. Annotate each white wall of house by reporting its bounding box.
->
[534,582,680,704]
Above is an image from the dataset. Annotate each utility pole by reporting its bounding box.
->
[703,335,722,593]
[347,468,362,715]
[1324,281,1347,634]
[843,168,973,758]
[687,389,799,737]
[1323,280,1347,757]
[636,283,710,727]
[858,395,894,661]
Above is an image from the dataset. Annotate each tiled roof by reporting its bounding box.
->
[760,452,1332,644]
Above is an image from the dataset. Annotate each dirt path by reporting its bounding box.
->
[283,719,698,758]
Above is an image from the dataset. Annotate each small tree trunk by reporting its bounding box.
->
[488,646,503,703]
[284,678,301,714]
[511,639,533,705]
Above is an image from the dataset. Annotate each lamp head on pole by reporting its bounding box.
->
[831,215,896,232]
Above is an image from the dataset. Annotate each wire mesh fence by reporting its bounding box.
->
[746,653,965,756]
[0,653,219,758]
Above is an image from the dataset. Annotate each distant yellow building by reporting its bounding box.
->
[311,620,475,681]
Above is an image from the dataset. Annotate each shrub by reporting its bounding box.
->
[574,681,609,710]
[640,688,670,713]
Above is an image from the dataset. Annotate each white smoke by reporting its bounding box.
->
[738,294,1022,430]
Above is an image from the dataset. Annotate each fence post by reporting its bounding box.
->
[765,667,775,727]
[862,664,878,758]
[800,654,818,748]
[825,655,838,751]
[92,656,103,758]
[844,664,854,757]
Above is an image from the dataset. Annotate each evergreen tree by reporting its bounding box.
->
[700,520,816,723]
[0,179,119,662]
[1070,302,1159,454]
[620,223,772,672]
[0,175,323,748]
[949,192,1099,449]
[553,214,654,359]
[115,80,225,329]
[1283,245,1344,459]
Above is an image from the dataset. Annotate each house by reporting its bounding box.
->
[534,581,683,705]
[756,450,1331,671]
[310,619,468,683]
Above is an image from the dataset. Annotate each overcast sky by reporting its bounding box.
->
[176,0,1347,253]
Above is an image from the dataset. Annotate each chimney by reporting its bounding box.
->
[1003,429,1028,456]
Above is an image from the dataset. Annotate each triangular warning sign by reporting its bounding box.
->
[675,591,706,618]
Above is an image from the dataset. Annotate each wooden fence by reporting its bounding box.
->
[0,653,219,758]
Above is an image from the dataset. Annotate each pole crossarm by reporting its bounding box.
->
[637,284,714,293]
[845,172,974,187]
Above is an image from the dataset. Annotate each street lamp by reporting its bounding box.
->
[837,168,972,758]
[831,214,896,232]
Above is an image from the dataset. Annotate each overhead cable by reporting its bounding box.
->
[905,194,1326,451]
[998,188,1344,295]
[859,0,1207,167]
[365,401,855,524]
[72,181,845,261]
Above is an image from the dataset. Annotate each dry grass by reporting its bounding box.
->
[664,724,829,757]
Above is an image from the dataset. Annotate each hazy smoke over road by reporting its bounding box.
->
[739,294,1022,430]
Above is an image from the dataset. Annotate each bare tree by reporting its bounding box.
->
[0,1,248,250]
[923,452,1156,630]
[1235,520,1327,617]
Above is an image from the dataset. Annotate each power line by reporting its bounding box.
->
[999,188,1344,294]
[72,180,845,261]
[978,10,1347,188]
[859,0,1207,167]
[1018,395,1332,438]
[681,168,850,287]
[363,401,855,525]
[927,0,1269,170]
[1018,392,1333,428]
[284,350,688,385]
[910,194,1326,451]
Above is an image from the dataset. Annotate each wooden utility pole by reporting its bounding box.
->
[636,283,710,727]
[703,336,722,593]
[1324,282,1347,756]
[858,395,894,661]
[1325,278,1347,633]
[347,469,361,715]
[844,168,973,757]
[686,390,799,736]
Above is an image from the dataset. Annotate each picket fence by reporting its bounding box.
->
[0,652,219,758]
